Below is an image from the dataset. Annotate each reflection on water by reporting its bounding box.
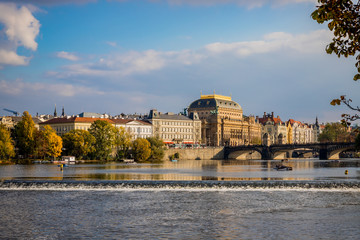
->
[0,158,359,182]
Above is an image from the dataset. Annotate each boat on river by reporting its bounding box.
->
[274,165,292,171]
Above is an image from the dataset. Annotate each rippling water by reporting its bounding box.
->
[1,159,359,239]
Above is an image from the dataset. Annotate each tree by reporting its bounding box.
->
[312,0,360,123]
[114,127,132,160]
[132,138,151,162]
[34,128,46,159]
[15,111,36,157]
[318,122,350,142]
[312,0,360,81]
[146,136,165,161]
[42,125,63,159]
[89,120,116,160]
[0,124,15,160]
[62,129,95,159]
[355,133,360,149]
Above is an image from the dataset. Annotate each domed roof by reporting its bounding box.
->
[188,94,242,111]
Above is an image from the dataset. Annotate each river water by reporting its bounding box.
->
[1,158,360,239]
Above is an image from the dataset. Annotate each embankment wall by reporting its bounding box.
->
[163,147,224,160]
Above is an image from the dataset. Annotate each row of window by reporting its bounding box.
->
[162,134,193,140]
[127,127,152,133]
[161,121,193,126]
[161,127,193,133]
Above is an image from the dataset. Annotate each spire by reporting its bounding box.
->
[315,116,319,126]
[54,104,57,117]
[62,106,65,117]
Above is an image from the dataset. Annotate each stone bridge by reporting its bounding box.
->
[224,142,356,160]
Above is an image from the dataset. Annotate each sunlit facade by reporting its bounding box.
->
[188,94,261,146]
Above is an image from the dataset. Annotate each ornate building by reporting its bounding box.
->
[257,112,287,145]
[147,109,201,144]
[188,94,261,146]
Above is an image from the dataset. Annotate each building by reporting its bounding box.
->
[147,109,201,144]
[257,112,287,145]
[0,116,43,130]
[112,119,152,140]
[39,116,114,136]
[188,94,261,146]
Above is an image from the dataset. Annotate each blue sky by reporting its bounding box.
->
[0,0,359,124]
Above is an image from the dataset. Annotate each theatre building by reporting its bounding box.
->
[188,94,261,146]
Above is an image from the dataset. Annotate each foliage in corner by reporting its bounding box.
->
[311,0,360,81]
[312,0,360,125]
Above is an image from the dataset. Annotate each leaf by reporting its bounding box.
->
[354,74,360,81]
[330,99,341,105]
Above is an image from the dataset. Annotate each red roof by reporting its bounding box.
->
[287,119,303,126]
[40,117,115,125]
[257,116,283,125]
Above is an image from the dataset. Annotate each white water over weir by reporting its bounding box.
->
[1,180,360,191]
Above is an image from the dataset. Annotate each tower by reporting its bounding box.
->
[54,104,57,117]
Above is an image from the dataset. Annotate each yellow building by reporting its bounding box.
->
[39,117,115,136]
[188,94,261,146]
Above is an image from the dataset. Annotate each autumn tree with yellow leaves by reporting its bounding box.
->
[42,125,63,159]
[132,138,151,162]
[0,124,15,160]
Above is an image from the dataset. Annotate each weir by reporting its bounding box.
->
[1,180,359,190]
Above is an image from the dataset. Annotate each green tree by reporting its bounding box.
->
[312,0,360,123]
[114,127,132,160]
[42,125,63,159]
[318,122,349,142]
[89,120,116,160]
[0,124,15,160]
[132,138,151,162]
[146,136,165,161]
[15,111,36,157]
[62,129,95,159]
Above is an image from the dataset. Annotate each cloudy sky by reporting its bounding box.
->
[0,0,359,123]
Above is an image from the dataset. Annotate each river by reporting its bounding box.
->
[1,158,359,239]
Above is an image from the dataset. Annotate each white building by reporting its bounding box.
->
[112,119,152,140]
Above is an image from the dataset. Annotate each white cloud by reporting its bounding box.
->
[0,3,40,51]
[0,2,40,66]
[50,49,205,79]
[56,51,80,61]
[106,41,117,47]
[205,30,331,57]
[0,49,31,65]
[0,79,104,97]
[48,30,332,80]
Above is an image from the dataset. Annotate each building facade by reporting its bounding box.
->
[112,119,152,140]
[257,112,287,145]
[188,94,261,146]
[147,109,201,144]
[39,117,114,136]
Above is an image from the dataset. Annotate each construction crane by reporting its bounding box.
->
[3,108,19,116]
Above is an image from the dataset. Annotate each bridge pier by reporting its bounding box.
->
[319,149,328,160]
[261,147,273,160]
